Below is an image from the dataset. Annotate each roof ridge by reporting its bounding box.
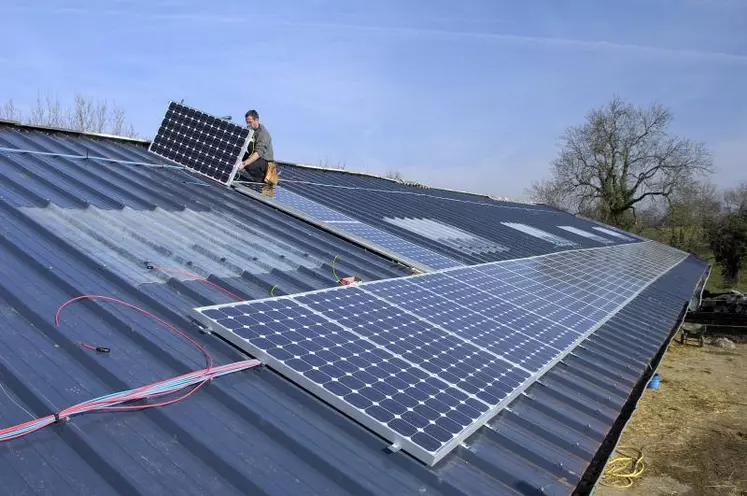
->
[276,161,533,205]
[0,119,149,144]
[0,120,530,204]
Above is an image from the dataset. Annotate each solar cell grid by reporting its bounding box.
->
[364,276,567,372]
[210,295,508,454]
[269,187,358,222]
[193,241,689,466]
[149,101,250,185]
[343,223,460,271]
[469,265,603,319]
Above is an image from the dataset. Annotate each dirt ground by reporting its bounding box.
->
[595,334,747,496]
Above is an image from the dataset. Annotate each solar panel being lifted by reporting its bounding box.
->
[149,101,250,185]
[193,241,686,466]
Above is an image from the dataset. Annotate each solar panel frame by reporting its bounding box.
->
[148,101,251,186]
[192,242,688,466]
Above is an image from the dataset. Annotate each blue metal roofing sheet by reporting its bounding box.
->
[0,124,708,495]
[273,164,639,265]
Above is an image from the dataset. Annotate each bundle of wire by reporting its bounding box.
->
[1,293,261,444]
[0,360,260,442]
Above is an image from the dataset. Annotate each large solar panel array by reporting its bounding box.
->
[194,241,686,466]
[149,101,251,185]
[236,185,463,271]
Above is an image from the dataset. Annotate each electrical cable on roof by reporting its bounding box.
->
[0,146,184,170]
[0,294,263,444]
[331,255,342,284]
[0,360,260,442]
[146,263,244,302]
[56,294,214,369]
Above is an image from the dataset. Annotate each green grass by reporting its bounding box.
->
[704,265,747,293]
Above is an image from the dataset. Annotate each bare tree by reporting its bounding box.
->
[663,180,721,253]
[529,97,713,227]
[526,177,573,209]
[0,99,22,121]
[384,169,404,182]
[316,158,347,170]
[724,181,747,213]
[111,106,137,138]
[666,180,721,227]
[28,94,65,128]
[1,93,140,138]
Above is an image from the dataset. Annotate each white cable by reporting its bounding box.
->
[0,147,184,170]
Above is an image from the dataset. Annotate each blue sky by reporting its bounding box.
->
[1,0,746,199]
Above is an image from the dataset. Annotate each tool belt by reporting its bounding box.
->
[264,161,279,186]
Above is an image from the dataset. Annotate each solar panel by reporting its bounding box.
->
[149,101,250,185]
[236,185,463,272]
[193,241,687,465]
[342,222,460,271]
[383,217,509,255]
[501,222,577,247]
[557,225,613,244]
[592,226,635,241]
[268,187,354,222]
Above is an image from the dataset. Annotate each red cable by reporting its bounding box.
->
[55,294,213,370]
[1,285,259,443]
[79,341,97,352]
[148,265,243,302]
[96,382,207,412]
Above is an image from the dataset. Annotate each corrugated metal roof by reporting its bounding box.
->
[265,164,638,265]
[0,124,708,495]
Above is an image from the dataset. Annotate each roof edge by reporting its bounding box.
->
[0,120,531,205]
[0,119,150,145]
[577,297,691,494]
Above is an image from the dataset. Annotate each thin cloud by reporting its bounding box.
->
[263,19,747,64]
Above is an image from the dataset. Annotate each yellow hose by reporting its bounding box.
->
[600,446,645,489]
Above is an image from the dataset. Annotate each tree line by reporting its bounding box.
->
[1,94,139,138]
[528,97,746,288]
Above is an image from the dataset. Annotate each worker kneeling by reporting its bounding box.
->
[236,109,278,186]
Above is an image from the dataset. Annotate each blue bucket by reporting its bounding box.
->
[648,373,661,389]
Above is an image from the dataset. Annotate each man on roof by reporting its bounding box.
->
[236,109,278,185]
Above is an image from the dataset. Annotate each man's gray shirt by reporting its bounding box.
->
[250,123,274,161]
